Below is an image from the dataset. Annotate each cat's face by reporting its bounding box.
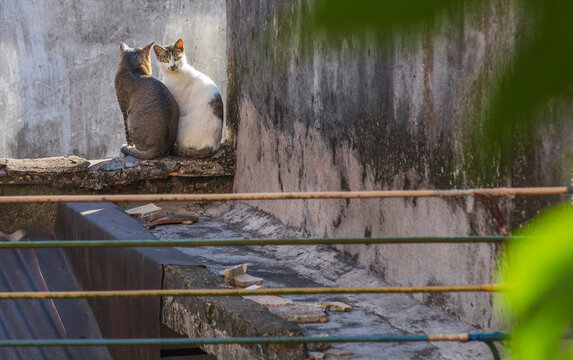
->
[119,43,153,75]
[153,39,186,73]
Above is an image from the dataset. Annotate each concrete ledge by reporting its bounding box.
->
[55,201,305,360]
[0,145,235,190]
[0,146,234,233]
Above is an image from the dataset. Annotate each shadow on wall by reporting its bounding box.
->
[0,0,226,159]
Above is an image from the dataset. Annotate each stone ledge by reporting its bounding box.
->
[0,146,235,232]
[162,265,305,360]
[0,144,235,191]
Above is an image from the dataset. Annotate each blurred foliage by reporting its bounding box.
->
[301,1,573,358]
[310,0,469,34]
[303,0,573,182]
[480,0,573,172]
[502,203,573,359]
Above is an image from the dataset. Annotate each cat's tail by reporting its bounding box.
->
[121,144,167,160]
[174,144,217,158]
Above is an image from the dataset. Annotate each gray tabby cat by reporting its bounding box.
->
[114,42,179,159]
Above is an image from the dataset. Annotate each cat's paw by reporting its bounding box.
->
[120,144,130,157]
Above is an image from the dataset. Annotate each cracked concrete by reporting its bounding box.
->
[149,202,507,359]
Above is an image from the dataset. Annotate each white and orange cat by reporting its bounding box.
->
[153,39,223,158]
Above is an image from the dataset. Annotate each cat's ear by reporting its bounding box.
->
[174,39,184,51]
[153,44,166,57]
[143,43,154,57]
[120,43,129,53]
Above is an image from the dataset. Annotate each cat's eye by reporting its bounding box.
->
[161,58,169,63]
[175,55,182,61]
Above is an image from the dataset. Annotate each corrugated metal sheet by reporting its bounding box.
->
[0,232,111,360]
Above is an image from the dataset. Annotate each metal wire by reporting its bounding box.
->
[0,186,569,203]
[0,332,508,347]
[0,236,512,249]
[0,284,506,300]
[0,188,522,357]
[484,341,503,360]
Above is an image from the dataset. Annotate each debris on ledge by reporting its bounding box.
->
[222,263,265,288]
[125,203,164,221]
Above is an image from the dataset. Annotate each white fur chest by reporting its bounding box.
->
[162,66,219,117]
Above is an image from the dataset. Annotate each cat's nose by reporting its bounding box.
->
[169,65,177,71]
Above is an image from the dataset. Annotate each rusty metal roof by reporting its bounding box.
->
[0,232,111,360]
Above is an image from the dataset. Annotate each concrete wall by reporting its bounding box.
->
[0,0,226,159]
[227,0,573,329]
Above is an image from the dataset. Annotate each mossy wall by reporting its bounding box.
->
[226,0,573,329]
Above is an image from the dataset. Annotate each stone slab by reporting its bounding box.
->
[5,155,90,174]
[243,295,294,306]
[320,301,352,312]
[125,203,164,221]
[234,273,265,288]
[267,304,329,324]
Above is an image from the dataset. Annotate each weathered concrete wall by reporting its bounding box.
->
[226,0,573,329]
[0,0,226,159]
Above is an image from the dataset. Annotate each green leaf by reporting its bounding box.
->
[502,203,573,359]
